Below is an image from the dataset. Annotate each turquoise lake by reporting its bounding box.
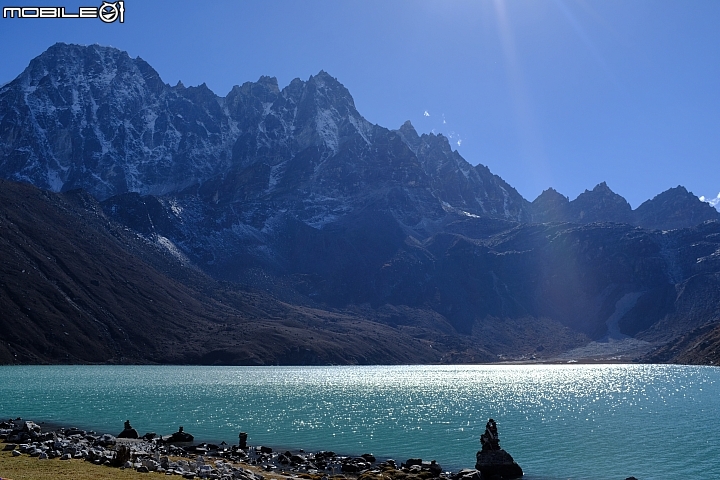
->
[0,364,718,479]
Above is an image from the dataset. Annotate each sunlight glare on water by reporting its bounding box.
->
[0,364,717,480]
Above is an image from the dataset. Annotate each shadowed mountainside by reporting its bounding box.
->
[0,179,503,365]
[1,43,719,365]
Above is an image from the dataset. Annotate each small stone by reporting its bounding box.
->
[361,453,376,463]
[12,449,21,457]
[460,469,482,480]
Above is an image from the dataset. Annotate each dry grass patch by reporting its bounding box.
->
[0,451,165,480]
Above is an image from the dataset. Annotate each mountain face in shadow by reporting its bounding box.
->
[1,43,719,365]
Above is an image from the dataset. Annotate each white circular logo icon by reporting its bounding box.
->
[99,2,119,23]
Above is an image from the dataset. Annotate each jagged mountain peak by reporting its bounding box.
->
[567,181,632,224]
[635,184,720,230]
[399,120,417,134]
[308,69,342,87]
[533,187,569,205]
[530,188,570,223]
[648,184,690,198]
[20,42,156,87]
[2,42,712,232]
[528,182,719,230]
[535,187,566,198]
[305,70,357,112]
[578,181,613,196]
[0,43,233,200]
[397,120,421,154]
[577,181,627,201]
[256,75,280,93]
[3,43,525,224]
[594,181,610,190]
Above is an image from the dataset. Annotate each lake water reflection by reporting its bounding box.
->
[0,364,717,479]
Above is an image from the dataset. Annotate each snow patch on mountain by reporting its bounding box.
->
[268,161,286,191]
[156,235,191,264]
[316,107,340,154]
[349,115,373,145]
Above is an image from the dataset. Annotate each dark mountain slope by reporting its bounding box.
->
[642,319,720,365]
[0,179,482,365]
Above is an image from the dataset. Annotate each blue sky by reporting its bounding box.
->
[1,0,718,209]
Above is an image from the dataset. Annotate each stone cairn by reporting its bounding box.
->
[474,419,523,479]
[117,420,139,439]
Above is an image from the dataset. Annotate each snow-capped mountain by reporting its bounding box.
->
[0,43,237,199]
[3,43,716,236]
[2,43,720,366]
[0,43,533,232]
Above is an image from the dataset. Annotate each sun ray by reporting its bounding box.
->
[490,0,552,197]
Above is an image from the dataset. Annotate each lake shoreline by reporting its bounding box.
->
[1,417,475,480]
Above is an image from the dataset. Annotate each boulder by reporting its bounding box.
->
[166,425,194,443]
[475,449,523,479]
[23,421,42,439]
[427,460,443,476]
[362,453,376,463]
[403,458,423,468]
[111,445,131,467]
[97,433,117,446]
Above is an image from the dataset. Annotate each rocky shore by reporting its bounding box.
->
[1,417,646,480]
[0,418,506,480]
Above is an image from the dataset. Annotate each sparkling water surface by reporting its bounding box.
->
[0,364,718,479]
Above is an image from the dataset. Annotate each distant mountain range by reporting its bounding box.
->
[0,43,718,365]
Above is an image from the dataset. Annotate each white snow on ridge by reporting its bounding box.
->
[156,235,191,264]
[46,169,64,192]
[501,187,510,218]
[441,200,480,218]
[316,107,339,154]
[348,115,372,145]
[267,161,286,191]
[167,199,183,217]
[71,89,82,115]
